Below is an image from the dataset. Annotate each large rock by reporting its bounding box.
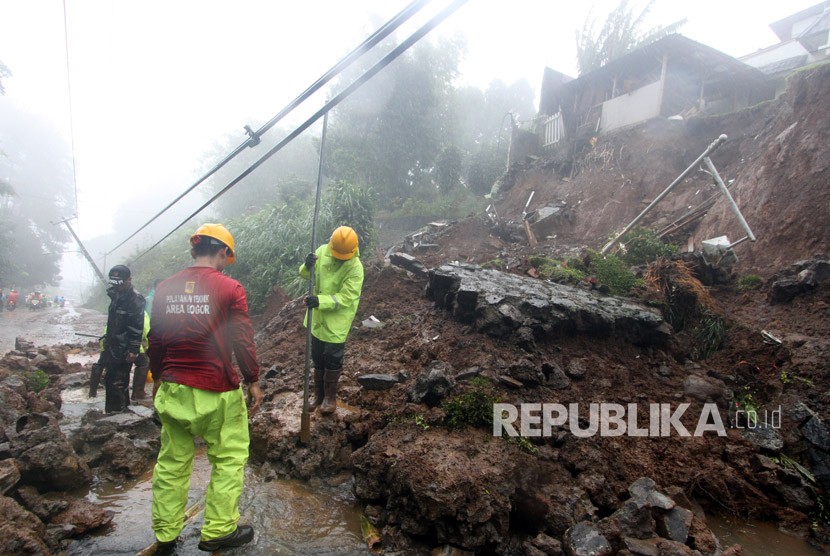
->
[0,495,48,555]
[357,374,400,391]
[563,521,613,556]
[249,391,356,479]
[767,257,830,303]
[655,506,693,543]
[16,440,91,491]
[16,486,68,521]
[409,361,455,407]
[352,427,526,551]
[50,498,114,536]
[741,423,784,452]
[427,264,670,345]
[9,413,91,491]
[802,416,830,451]
[682,375,729,403]
[72,410,160,480]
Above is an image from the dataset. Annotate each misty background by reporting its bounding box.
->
[0,0,815,304]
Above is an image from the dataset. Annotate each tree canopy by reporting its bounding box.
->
[0,92,72,287]
[576,0,686,75]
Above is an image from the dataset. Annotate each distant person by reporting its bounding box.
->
[300,225,364,415]
[101,265,146,412]
[7,289,19,310]
[148,223,262,553]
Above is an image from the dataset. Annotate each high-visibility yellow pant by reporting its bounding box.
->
[152,382,249,542]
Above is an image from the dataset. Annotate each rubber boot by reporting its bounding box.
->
[320,369,341,415]
[131,367,147,400]
[310,369,325,409]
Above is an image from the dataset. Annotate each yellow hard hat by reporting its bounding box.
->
[191,223,235,264]
[329,226,358,260]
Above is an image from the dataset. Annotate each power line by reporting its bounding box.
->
[62,0,80,222]
[106,0,433,258]
[129,0,470,264]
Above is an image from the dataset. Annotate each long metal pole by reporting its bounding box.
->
[300,109,328,445]
[601,134,728,254]
[56,218,107,284]
[702,156,756,242]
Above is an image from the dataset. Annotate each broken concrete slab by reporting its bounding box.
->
[529,200,573,238]
[427,264,670,345]
[390,252,430,278]
[357,374,399,391]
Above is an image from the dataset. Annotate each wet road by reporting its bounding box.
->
[0,303,105,352]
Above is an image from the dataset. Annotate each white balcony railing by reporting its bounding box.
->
[543,111,564,147]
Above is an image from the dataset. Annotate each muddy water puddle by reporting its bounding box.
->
[709,515,826,555]
[67,456,366,555]
[60,388,366,555]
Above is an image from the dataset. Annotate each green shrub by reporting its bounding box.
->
[508,435,538,454]
[738,274,763,291]
[482,259,505,270]
[443,377,496,430]
[587,250,641,296]
[27,369,50,393]
[549,266,586,285]
[620,227,677,266]
[565,256,588,273]
[734,387,760,427]
[527,256,586,285]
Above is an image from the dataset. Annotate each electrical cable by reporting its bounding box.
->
[106,0,432,257]
[62,0,80,220]
[128,0,470,264]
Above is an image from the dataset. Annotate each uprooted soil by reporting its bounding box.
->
[251,64,830,554]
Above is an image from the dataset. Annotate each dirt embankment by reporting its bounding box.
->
[251,65,830,554]
[496,63,830,275]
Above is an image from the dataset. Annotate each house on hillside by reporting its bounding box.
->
[538,34,773,150]
[740,0,830,95]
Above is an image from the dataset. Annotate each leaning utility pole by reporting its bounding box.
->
[53,216,107,284]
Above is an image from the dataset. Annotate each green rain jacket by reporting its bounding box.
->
[299,243,364,343]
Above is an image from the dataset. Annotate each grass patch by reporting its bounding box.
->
[693,314,726,359]
[482,258,505,270]
[26,369,50,393]
[619,227,678,266]
[587,250,642,296]
[443,377,496,430]
[738,274,764,291]
[527,255,586,285]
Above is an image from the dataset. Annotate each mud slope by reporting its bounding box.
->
[498,62,830,274]
[251,65,830,554]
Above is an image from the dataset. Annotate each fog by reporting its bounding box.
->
[0,0,817,298]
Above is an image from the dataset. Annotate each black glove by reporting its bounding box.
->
[304,295,319,308]
[304,253,318,270]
